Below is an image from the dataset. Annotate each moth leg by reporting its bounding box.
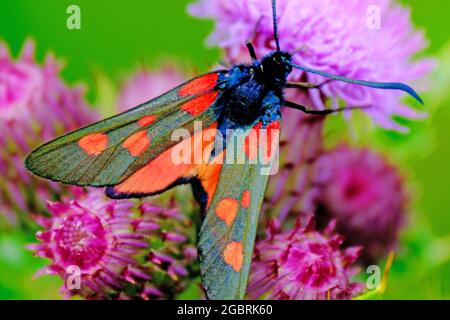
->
[246,41,258,61]
[285,100,370,115]
[286,79,334,89]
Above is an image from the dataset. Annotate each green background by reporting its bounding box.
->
[1,0,449,299]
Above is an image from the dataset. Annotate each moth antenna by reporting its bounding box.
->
[271,0,281,51]
[290,63,424,105]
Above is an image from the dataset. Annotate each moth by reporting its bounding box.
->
[25,0,423,300]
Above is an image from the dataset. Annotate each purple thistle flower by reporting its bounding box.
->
[0,40,95,224]
[189,0,434,131]
[28,189,197,299]
[312,145,406,264]
[248,217,363,300]
[118,66,186,112]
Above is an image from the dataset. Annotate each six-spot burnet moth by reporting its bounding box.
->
[25,0,423,299]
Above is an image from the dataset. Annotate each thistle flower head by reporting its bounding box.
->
[0,40,95,224]
[312,145,406,263]
[189,0,434,131]
[248,217,363,300]
[28,189,196,299]
[118,66,186,112]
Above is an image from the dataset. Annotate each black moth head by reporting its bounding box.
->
[259,51,293,86]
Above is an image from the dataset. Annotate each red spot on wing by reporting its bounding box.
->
[244,123,260,161]
[138,115,156,127]
[244,121,280,162]
[241,190,251,208]
[116,148,193,195]
[264,121,280,162]
[123,131,151,157]
[223,242,243,272]
[179,73,219,96]
[181,91,218,116]
[78,133,108,156]
[114,124,218,196]
[215,198,239,226]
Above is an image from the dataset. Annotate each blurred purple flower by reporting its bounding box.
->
[248,217,363,300]
[189,0,434,131]
[0,40,95,224]
[118,66,186,112]
[312,145,406,263]
[28,189,197,299]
